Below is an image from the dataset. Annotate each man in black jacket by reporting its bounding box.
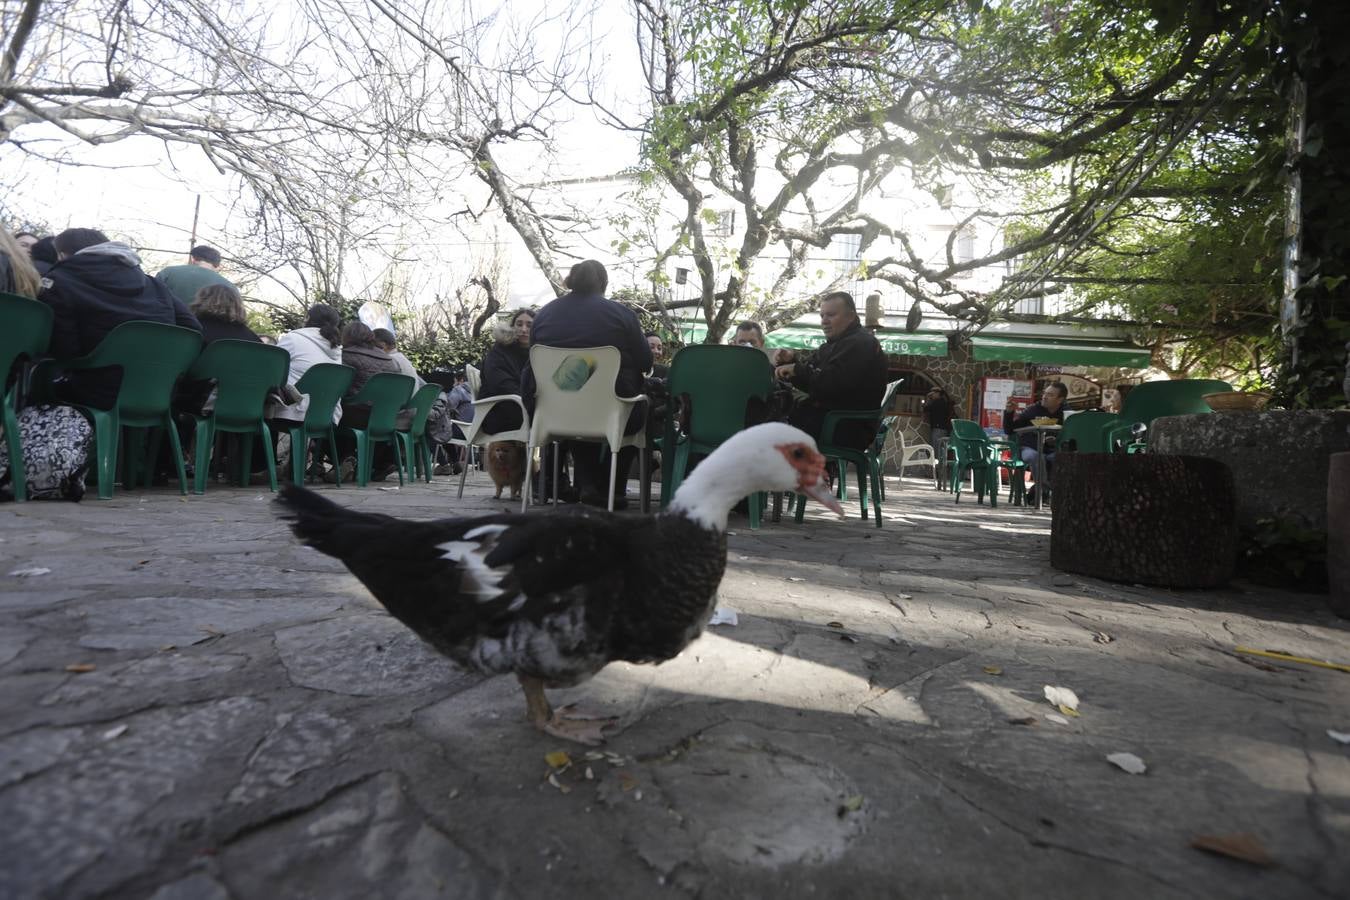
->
[523,260,652,508]
[40,228,201,409]
[775,291,889,451]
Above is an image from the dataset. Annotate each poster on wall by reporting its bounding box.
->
[978,377,1033,431]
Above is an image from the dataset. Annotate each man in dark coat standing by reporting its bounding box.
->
[523,259,652,508]
[40,228,202,409]
[774,291,889,451]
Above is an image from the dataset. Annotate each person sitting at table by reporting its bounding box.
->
[1010,381,1067,505]
[522,259,652,509]
[773,291,889,453]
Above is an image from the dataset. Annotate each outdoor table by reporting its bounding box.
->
[1013,424,1061,511]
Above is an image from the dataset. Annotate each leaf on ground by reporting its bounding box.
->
[836,795,864,817]
[826,621,845,629]
[65,663,97,673]
[102,725,129,741]
[1106,752,1147,775]
[1328,730,1350,745]
[788,576,805,582]
[1189,833,1275,867]
[544,751,571,769]
[983,666,1003,675]
[546,773,572,794]
[617,771,638,793]
[1043,685,1080,712]
[1093,631,1113,644]
[1045,713,1070,725]
[1057,704,1081,717]
[9,566,52,577]
[1007,717,1037,726]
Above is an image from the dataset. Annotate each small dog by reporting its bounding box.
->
[486,441,531,499]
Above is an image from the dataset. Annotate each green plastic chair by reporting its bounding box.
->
[396,383,445,483]
[33,321,203,499]
[948,418,1001,506]
[988,435,1030,506]
[185,340,290,494]
[660,346,776,528]
[1105,379,1231,451]
[1058,411,1117,454]
[340,372,414,487]
[285,363,355,488]
[0,293,55,502]
[794,379,901,528]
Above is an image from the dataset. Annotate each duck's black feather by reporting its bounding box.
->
[276,485,726,686]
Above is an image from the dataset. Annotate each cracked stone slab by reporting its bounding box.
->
[218,771,499,899]
[40,653,250,706]
[228,710,357,805]
[68,595,346,650]
[274,613,474,696]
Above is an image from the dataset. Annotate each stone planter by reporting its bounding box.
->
[1150,410,1350,534]
[1050,453,1237,588]
[1330,452,1350,618]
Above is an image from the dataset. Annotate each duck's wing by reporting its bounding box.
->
[278,486,638,639]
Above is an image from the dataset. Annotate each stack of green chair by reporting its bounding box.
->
[0,293,55,502]
[35,321,202,499]
[284,363,355,487]
[948,418,1001,506]
[184,340,291,494]
[793,379,902,528]
[397,383,446,483]
[660,345,776,528]
[339,372,415,486]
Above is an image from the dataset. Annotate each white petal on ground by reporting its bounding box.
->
[1106,752,1147,775]
[1043,685,1080,711]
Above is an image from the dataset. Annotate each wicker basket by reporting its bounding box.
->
[1203,391,1272,412]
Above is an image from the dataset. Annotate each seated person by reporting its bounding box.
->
[335,322,403,480]
[39,228,202,409]
[773,291,888,452]
[1010,381,1067,502]
[645,332,669,379]
[372,328,425,388]
[522,259,652,508]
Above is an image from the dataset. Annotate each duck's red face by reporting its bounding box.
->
[776,442,845,517]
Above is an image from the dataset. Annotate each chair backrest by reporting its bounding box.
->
[528,345,633,447]
[1117,379,1232,429]
[347,372,415,437]
[295,363,355,431]
[402,382,444,437]
[81,321,203,419]
[667,345,775,448]
[0,293,53,382]
[950,418,989,443]
[189,340,290,428]
[464,364,482,398]
[1058,410,1117,453]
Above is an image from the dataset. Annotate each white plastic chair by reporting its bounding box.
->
[464,364,482,398]
[884,419,939,488]
[451,394,531,500]
[526,345,647,513]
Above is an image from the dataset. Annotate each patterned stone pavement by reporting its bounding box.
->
[1,467,1347,899]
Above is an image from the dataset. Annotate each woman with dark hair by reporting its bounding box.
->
[190,283,261,345]
[478,308,533,434]
[274,303,344,426]
[339,321,400,398]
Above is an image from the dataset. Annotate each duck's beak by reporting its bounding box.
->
[798,476,846,518]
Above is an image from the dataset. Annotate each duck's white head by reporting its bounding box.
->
[668,422,846,531]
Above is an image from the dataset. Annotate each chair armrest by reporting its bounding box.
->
[455,393,527,426]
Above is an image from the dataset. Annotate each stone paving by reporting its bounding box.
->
[1,468,1348,899]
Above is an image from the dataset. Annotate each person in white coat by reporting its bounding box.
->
[273,304,345,425]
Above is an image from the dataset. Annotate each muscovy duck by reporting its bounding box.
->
[276,422,843,744]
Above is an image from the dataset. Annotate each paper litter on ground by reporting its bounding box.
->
[708,607,739,627]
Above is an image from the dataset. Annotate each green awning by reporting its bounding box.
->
[970,336,1152,368]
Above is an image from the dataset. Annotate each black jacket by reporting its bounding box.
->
[41,243,202,409]
[341,344,401,398]
[478,341,529,434]
[790,321,889,413]
[1010,402,1064,450]
[521,292,653,414]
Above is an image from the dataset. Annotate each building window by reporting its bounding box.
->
[675,267,689,285]
[830,232,862,277]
